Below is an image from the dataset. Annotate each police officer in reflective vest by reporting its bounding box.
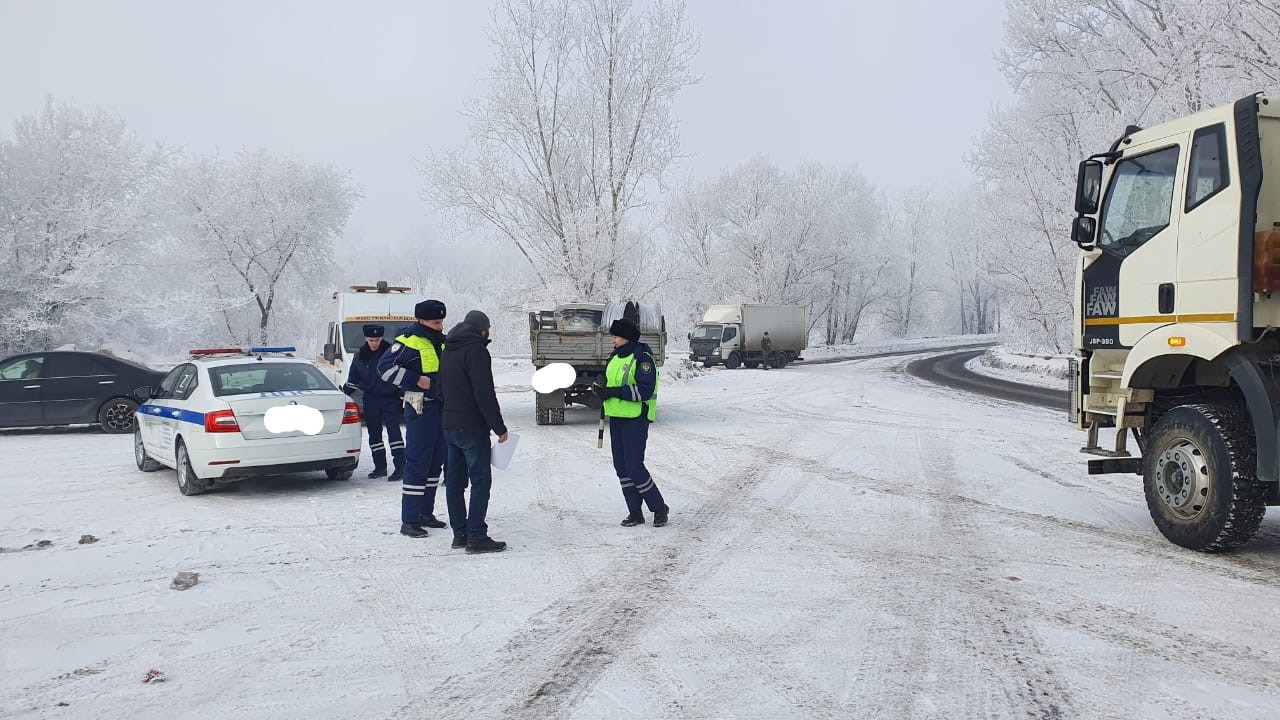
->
[378,299,449,538]
[592,318,670,527]
[342,324,405,480]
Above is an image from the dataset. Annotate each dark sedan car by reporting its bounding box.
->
[0,351,167,433]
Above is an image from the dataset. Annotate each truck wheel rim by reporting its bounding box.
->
[1154,439,1209,519]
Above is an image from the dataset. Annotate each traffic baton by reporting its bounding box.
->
[597,406,605,449]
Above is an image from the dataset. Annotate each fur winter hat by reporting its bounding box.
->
[415,299,447,321]
[362,324,385,338]
[608,318,641,342]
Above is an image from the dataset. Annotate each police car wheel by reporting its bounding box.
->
[326,468,353,481]
[134,428,162,472]
[175,440,209,496]
[99,398,138,434]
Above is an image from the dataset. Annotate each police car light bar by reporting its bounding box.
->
[189,348,244,356]
[249,346,296,354]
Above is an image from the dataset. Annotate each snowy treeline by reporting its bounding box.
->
[973,0,1280,352]
[424,0,1000,351]
[0,99,356,359]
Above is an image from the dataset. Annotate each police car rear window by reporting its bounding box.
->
[208,363,335,397]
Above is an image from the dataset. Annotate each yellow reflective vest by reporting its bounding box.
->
[395,333,441,373]
[603,352,658,421]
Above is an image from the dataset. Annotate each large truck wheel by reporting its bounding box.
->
[1142,403,1266,552]
[774,352,789,368]
[744,361,759,369]
[725,353,742,369]
[536,408,565,425]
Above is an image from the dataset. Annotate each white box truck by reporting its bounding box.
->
[688,304,807,369]
[318,281,419,390]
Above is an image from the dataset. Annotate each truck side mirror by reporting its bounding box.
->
[323,343,337,362]
[1075,160,1103,214]
[1072,216,1097,249]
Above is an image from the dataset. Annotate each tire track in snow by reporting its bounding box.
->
[424,423,830,719]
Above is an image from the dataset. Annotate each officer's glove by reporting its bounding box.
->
[591,383,627,401]
[342,383,357,396]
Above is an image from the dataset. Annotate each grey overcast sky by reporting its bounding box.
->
[0,0,1009,253]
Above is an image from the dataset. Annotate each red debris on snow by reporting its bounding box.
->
[141,668,167,684]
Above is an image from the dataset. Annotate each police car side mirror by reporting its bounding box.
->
[132,385,155,403]
[323,343,337,362]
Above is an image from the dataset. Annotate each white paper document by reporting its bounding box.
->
[491,432,520,471]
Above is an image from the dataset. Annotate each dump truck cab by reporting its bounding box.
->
[1070,93,1280,551]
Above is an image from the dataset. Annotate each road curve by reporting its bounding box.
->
[906,349,1069,411]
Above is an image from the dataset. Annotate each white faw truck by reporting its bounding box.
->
[1069,93,1280,551]
[318,281,419,390]
[688,304,807,369]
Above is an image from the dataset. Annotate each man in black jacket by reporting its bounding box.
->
[441,310,509,554]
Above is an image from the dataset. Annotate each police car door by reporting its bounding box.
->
[144,366,186,463]
[1082,135,1184,349]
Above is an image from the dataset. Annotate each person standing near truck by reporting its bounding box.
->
[342,324,405,479]
[592,318,669,527]
[379,299,449,538]
[760,331,774,370]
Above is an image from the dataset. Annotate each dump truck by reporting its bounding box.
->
[529,301,666,425]
[688,304,807,369]
[317,281,418,392]
[1068,93,1280,551]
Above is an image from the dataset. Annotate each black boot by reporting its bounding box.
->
[368,467,387,479]
[418,514,447,529]
[399,523,428,538]
[451,534,468,549]
[465,537,507,554]
[388,467,404,483]
[621,514,645,527]
[653,505,669,527]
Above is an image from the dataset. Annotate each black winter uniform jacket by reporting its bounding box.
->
[441,323,508,436]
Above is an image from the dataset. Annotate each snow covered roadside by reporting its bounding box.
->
[798,332,998,361]
[966,346,1070,390]
[2,349,1279,719]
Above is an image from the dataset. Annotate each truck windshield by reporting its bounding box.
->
[1098,145,1180,254]
[691,324,722,340]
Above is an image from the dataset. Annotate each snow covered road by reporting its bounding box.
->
[3,352,1280,719]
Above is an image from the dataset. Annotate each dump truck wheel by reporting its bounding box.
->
[1143,403,1266,552]
[536,408,565,425]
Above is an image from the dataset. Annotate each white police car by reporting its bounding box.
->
[132,347,363,495]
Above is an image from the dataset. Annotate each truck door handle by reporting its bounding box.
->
[1158,283,1175,314]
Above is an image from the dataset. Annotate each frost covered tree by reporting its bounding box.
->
[974,0,1280,350]
[664,156,883,344]
[172,150,358,345]
[424,0,698,301]
[0,99,168,355]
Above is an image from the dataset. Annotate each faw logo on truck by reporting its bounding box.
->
[1085,285,1118,318]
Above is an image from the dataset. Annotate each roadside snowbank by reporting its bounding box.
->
[966,347,1070,390]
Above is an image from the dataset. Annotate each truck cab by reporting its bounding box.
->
[318,281,418,392]
[1069,93,1280,551]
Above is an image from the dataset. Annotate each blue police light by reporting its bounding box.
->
[250,346,296,354]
